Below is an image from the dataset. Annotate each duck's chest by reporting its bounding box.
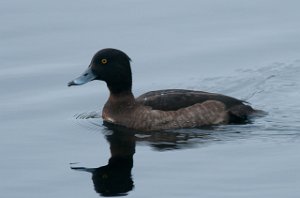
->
[102,101,140,125]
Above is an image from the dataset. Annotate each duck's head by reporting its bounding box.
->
[68,48,132,94]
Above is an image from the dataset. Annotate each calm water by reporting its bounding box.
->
[1,0,300,197]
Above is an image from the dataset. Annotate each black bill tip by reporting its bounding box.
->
[68,81,76,87]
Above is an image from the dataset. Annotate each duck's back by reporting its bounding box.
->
[136,89,255,124]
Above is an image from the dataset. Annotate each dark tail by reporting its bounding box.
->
[228,104,266,124]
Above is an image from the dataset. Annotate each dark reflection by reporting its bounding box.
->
[71,127,135,197]
[103,122,218,151]
[71,122,229,196]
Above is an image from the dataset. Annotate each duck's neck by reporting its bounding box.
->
[107,83,132,95]
[106,69,132,95]
[106,74,134,103]
[108,90,135,105]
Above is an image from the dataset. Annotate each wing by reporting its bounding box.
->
[136,89,246,111]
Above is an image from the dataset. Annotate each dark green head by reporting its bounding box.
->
[68,48,132,94]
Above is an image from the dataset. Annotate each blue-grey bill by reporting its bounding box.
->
[68,67,96,86]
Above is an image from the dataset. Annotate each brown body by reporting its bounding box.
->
[102,89,255,131]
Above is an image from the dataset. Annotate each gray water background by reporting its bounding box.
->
[1,0,300,197]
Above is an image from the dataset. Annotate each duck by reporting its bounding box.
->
[68,48,260,131]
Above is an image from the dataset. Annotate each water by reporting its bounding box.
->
[1,0,300,197]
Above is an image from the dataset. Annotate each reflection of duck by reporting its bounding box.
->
[103,121,215,151]
[71,129,135,197]
[68,48,261,131]
[71,124,227,196]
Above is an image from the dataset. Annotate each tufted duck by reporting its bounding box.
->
[68,48,261,131]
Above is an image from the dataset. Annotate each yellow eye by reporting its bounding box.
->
[101,59,108,64]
